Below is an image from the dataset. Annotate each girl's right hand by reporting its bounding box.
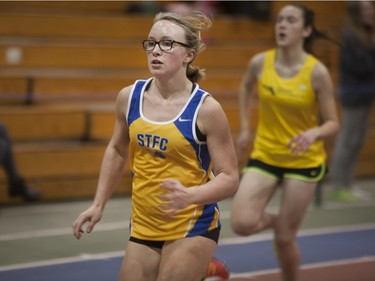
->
[72,205,103,239]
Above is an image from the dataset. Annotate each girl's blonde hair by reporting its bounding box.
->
[154,11,212,83]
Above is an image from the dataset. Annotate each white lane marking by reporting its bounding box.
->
[0,221,129,242]
[229,256,375,279]
[218,222,375,245]
[0,251,124,272]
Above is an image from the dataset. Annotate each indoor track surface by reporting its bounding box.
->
[1,179,374,281]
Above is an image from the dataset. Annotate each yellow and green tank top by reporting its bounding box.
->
[126,78,220,241]
[251,49,326,168]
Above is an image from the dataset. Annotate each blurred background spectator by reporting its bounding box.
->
[0,123,42,202]
[329,1,375,202]
[218,1,271,20]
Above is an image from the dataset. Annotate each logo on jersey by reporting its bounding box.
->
[262,84,276,96]
[178,117,192,122]
[137,134,168,159]
[148,150,166,159]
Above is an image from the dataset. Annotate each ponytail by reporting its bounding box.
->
[290,3,340,53]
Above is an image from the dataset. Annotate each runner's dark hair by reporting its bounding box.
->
[289,3,341,53]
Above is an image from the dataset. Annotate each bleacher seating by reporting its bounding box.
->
[0,1,373,205]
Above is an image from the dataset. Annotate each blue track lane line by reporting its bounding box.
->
[215,227,375,273]
[0,226,374,281]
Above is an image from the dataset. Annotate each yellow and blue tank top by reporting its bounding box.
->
[251,49,326,168]
[126,78,220,241]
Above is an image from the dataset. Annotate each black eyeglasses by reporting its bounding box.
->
[142,39,190,52]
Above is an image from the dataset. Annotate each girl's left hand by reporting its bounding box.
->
[287,127,320,155]
[159,179,191,217]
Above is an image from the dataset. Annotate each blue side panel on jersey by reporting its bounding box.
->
[127,80,147,126]
[174,88,211,173]
[186,203,221,237]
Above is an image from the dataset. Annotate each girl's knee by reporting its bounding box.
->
[231,215,260,236]
[274,230,297,249]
